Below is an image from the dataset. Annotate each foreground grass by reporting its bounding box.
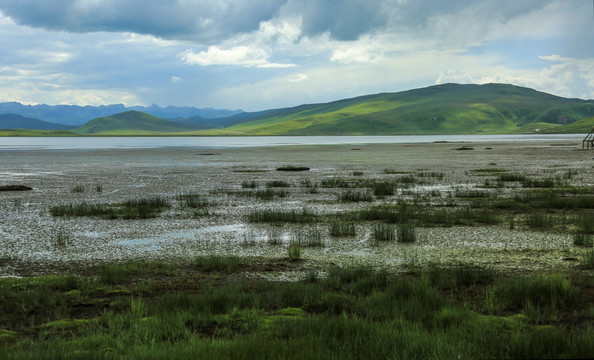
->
[0,261,592,359]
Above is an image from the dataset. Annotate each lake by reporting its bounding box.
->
[0,134,585,151]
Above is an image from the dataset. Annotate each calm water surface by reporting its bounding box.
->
[0,134,585,151]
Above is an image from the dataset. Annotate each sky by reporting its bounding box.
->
[0,0,592,112]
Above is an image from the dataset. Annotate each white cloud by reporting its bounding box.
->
[179,45,296,68]
[170,76,182,83]
[288,73,307,82]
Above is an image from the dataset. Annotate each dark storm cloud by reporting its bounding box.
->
[0,0,554,43]
[0,0,286,42]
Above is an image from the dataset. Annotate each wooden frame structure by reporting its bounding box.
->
[583,127,594,149]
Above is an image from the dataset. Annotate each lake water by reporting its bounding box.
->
[0,134,585,151]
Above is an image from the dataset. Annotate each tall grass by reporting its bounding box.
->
[339,190,373,202]
[51,196,170,219]
[195,255,244,273]
[373,223,396,242]
[247,208,316,223]
[328,221,356,237]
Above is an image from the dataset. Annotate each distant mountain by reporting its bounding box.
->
[0,102,243,126]
[172,109,278,128]
[204,83,594,135]
[75,111,199,135]
[0,114,76,130]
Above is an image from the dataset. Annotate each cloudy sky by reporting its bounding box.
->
[0,0,592,111]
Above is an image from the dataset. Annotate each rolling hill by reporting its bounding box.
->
[0,114,76,130]
[201,83,594,135]
[75,111,199,135]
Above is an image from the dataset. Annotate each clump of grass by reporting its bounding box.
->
[329,221,356,237]
[195,255,244,272]
[338,190,373,202]
[581,249,594,269]
[95,184,103,192]
[494,274,579,312]
[287,242,302,261]
[372,223,396,242]
[522,177,565,188]
[372,182,394,197]
[352,171,364,176]
[266,227,283,245]
[321,178,351,188]
[417,171,445,179]
[50,196,170,219]
[526,213,555,229]
[254,189,288,200]
[427,263,495,289]
[266,180,291,188]
[455,189,490,198]
[100,263,138,285]
[573,232,593,246]
[70,185,85,193]
[177,193,209,208]
[248,208,316,223]
[397,175,418,185]
[497,173,528,182]
[241,180,258,189]
[397,223,417,243]
[576,213,594,234]
[293,227,324,247]
[52,226,72,248]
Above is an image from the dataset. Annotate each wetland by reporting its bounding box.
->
[1,140,593,358]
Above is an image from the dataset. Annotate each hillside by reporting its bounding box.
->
[0,114,75,130]
[202,83,594,135]
[75,111,199,135]
[0,102,243,126]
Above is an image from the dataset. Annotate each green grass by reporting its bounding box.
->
[247,208,316,224]
[328,221,356,237]
[397,223,417,243]
[266,180,291,188]
[1,264,593,359]
[50,196,170,219]
[372,223,396,242]
[338,190,373,202]
[177,193,209,208]
[195,255,245,273]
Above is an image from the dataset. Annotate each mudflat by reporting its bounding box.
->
[1,140,592,277]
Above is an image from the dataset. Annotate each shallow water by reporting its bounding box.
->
[0,134,584,150]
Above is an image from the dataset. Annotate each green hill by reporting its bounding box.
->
[75,111,198,135]
[201,83,594,135]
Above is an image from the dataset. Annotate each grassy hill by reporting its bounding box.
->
[200,83,594,135]
[75,111,199,135]
[0,114,76,130]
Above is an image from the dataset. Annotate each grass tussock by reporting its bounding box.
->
[195,255,245,273]
[247,207,316,224]
[50,196,171,219]
[329,221,356,237]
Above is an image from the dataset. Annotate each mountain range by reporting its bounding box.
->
[0,102,243,126]
[2,83,593,136]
